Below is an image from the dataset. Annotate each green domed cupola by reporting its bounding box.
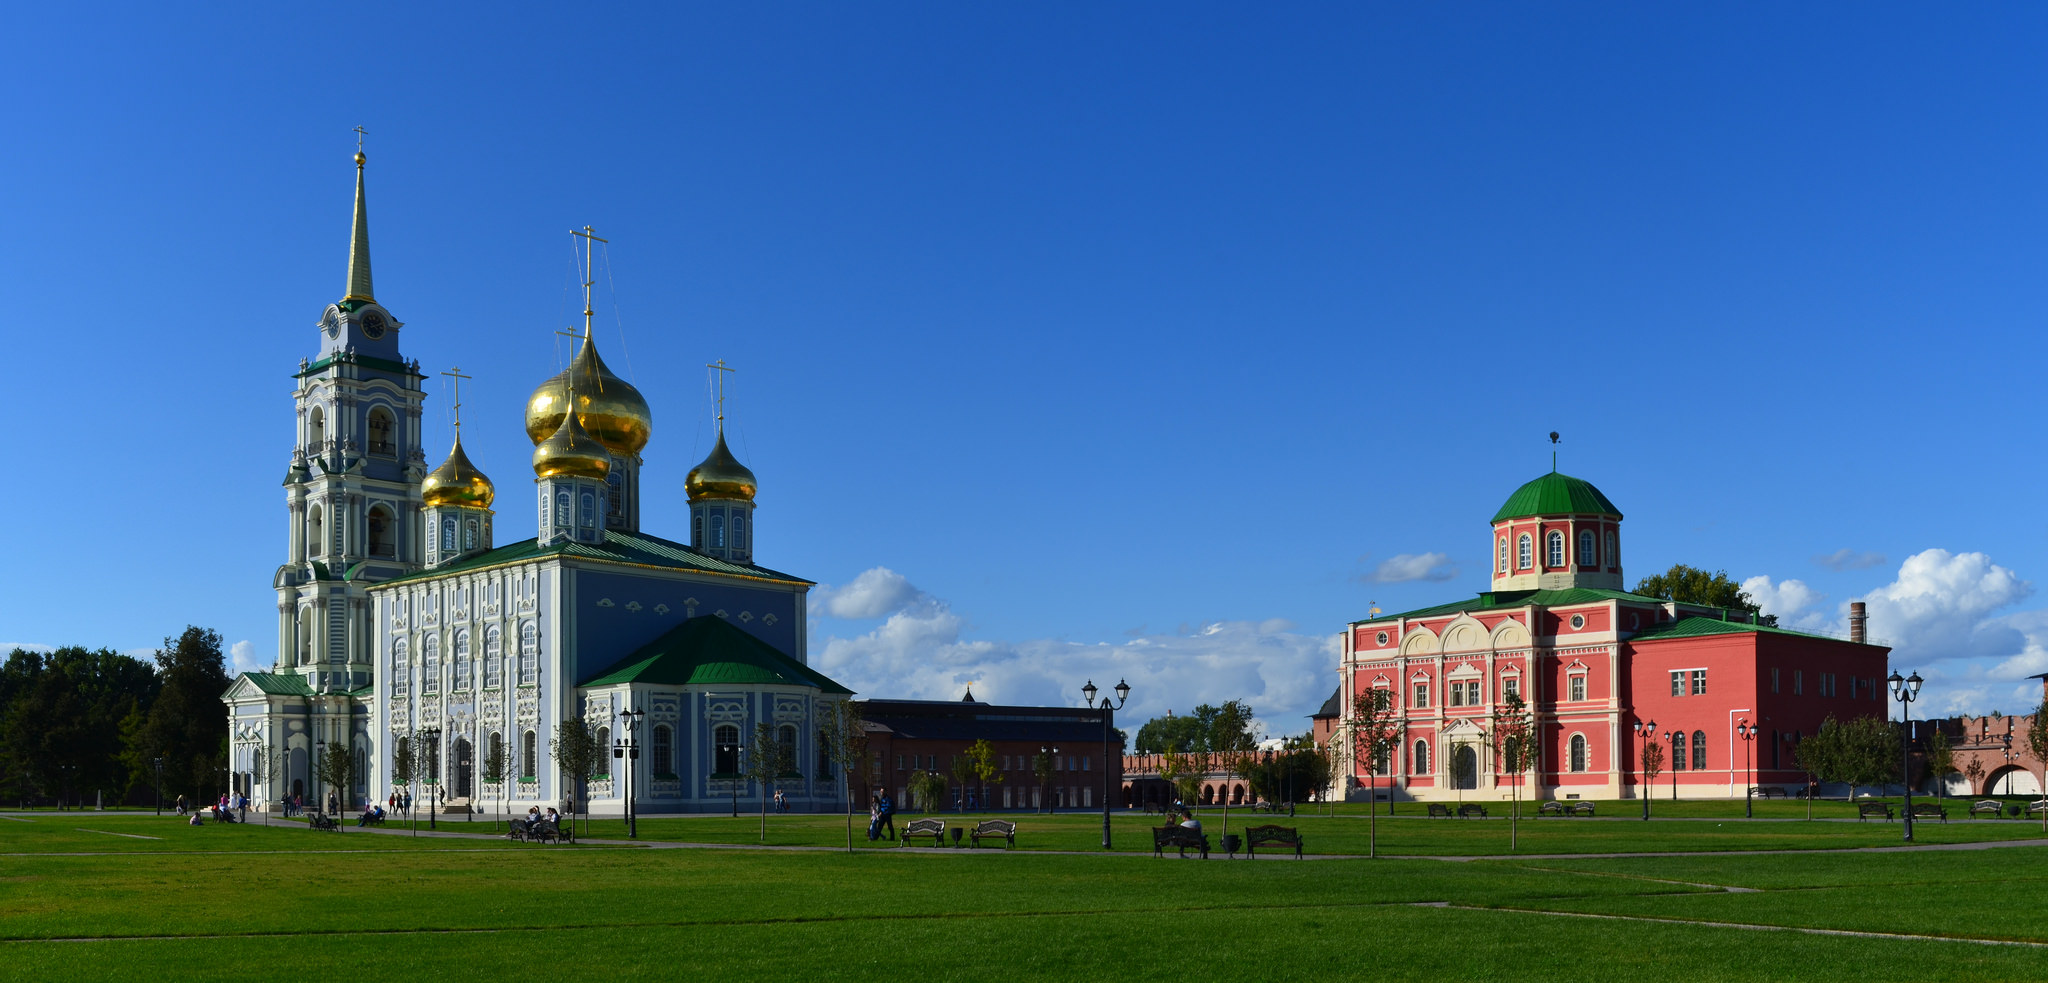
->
[1489,471,1624,592]
[1492,472,1622,523]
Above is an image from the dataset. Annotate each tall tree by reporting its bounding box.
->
[549,718,602,836]
[6,647,159,807]
[948,752,976,812]
[817,699,868,851]
[479,734,507,832]
[1133,714,1206,754]
[1032,747,1057,813]
[1640,740,1665,818]
[1351,688,1403,856]
[965,739,1002,813]
[1133,701,1259,754]
[1924,730,1956,802]
[745,721,794,841]
[314,741,354,823]
[908,769,949,813]
[1490,693,1537,851]
[2028,698,2048,831]
[1632,564,1777,626]
[122,628,230,803]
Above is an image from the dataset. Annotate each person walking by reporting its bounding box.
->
[877,789,897,841]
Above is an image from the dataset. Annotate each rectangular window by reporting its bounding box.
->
[1082,756,1090,772]
[1054,755,1063,772]
[1449,683,1465,708]
[895,754,904,771]
[1413,683,1429,708]
[1569,675,1586,702]
[1691,670,1706,696]
[1794,670,1803,695]
[1466,681,1481,705]
[1503,677,1520,700]
[1671,671,1684,697]
[1771,668,1780,694]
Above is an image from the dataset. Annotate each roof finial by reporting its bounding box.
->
[1549,431,1560,472]
[571,226,607,341]
[343,127,374,304]
[707,359,736,435]
[441,366,472,435]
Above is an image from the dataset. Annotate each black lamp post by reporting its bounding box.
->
[421,726,441,830]
[720,743,739,818]
[315,739,327,821]
[1668,731,1681,801]
[1081,678,1130,850]
[1039,744,1058,814]
[1888,670,1923,843]
[615,707,644,839]
[1736,721,1756,818]
[153,756,164,817]
[1633,720,1657,820]
[2002,738,2021,797]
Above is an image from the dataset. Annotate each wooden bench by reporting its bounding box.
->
[969,819,1017,849]
[2029,800,2048,819]
[308,814,339,831]
[901,818,946,847]
[1152,825,1210,858]
[1856,802,1894,822]
[1427,803,1452,818]
[1570,802,1595,816]
[1458,804,1488,819]
[1244,824,1303,858]
[1970,800,2003,818]
[1750,786,1787,799]
[1538,801,1564,816]
[1910,802,1947,823]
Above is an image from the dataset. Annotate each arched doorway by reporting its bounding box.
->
[454,737,474,799]
[1452,745,1479,790]
[1988,766,2042,797]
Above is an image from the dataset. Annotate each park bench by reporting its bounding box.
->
[901,818,947,847]
[1244,824,1303,859]
[1856,802,1895,822]
[1458,804,1488,819]
[1970,800,2003,818]
[2029,800,2048,819]
[1151,824,1210,859]
[1427,804,1452,818]
[357,812,387,827]
[1909,802,1947,823]
[969,819,1017,849]
[1750,786,1787,799]
[308,814,340,831]
[1569,802,1595,816]
[1539,801,1564,816]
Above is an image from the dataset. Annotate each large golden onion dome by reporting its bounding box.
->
[421,433,495,508]
[685,432,757,502]
[524,333,652,457]
[532,394,613,479]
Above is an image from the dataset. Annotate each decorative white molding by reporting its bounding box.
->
[597,598,616,608]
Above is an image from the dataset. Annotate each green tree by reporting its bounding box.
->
[549,718,602,836]
[1133,713,1206,754]
[1133,701,1259,754]
[120,628,230,804]
[908,769,949,813]
[1159,751,1205,811]
[1350,688,1402,854]
[1490,692,1537,851]
[390,732,418,830]
[745,722,794,841]
[1032,747,1057,813]
[1632,564,1777,626]
[1803,715,1898,799]
[313,741,354,823]
[2028,698,2048,830]
[817,699,868,851]
[965,738,1002,813]
[948,752,976,812]
[4,647,158,808]
[1640,740,1665,818]
[1925,729,1956,802]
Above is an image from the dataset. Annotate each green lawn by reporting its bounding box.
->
[3,812,2048,981]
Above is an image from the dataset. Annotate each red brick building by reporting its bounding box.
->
[1337,470,1892,803]
[858,695,1121,811]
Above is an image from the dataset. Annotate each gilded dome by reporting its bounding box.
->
[685,433,757,502]
[532,395,613,479]
[524,333,651,457]
[421,433,495,508]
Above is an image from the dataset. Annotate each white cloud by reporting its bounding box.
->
[1742,575,1823,620]
[1359,552,1458,584]
[1814,548,1887,571]
[1856,549,2032,662]
[0,642,55,654]
[815,567,928,620]
[229,640,265,674]
[810,567,1340,736]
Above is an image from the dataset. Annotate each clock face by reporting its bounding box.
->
[322,311,339,338]
[361,311,386,339]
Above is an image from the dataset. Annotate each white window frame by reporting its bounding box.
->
[1546,531,1564,568]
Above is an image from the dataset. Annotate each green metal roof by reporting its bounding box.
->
[1491,472,1622,522]
[580,615,852,693]
[1624,615,1853,645]
[240,672,313,697]
[373,529,812,588]
[1362,587,1667,624]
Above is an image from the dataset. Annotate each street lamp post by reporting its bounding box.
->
[2002,738,2021,797]
[720,743,739,818]
[421,726,441,831]
[615,707,644,839]
[315,739,326,822]
[153,756,164,817]
[1888,670,1923,843]
[1039,745,1058,815]
[1081,679,1130,850]
[1633,720,1657,820]
[1736,721,1756,818]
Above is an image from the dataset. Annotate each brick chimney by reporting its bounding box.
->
[1849,601,1867,644]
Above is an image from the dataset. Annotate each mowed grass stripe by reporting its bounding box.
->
[1463,902,2048,949]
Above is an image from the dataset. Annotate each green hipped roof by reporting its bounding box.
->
[1362,587,1668,623]
[1626,615,1861,645]
[581,615,852,693]
[1492,472,1622,522]
[374,528,812,588]
[240,672,313,697]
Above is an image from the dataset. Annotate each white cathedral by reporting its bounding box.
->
[222,149,853,816]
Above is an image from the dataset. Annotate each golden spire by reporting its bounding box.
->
[523,228,652,455]
[343,126,374,304]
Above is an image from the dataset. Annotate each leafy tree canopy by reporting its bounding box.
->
[1133,700,1258,754]
[1633,564,1777,627]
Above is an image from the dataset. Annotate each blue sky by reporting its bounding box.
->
[4,4,2047,730]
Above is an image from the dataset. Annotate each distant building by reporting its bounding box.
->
[859,694,1119,811]
[1337,470,1892,803]
[1914,674,2047,797]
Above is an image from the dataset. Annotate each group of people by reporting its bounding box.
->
[521,806,564,833]
[866,789,896,840]
[355,804,387,826]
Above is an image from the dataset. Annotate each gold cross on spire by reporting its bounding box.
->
[570,225,608,338]
[440,366,472,432]
[352,125,368,164]
[707,359,736,433]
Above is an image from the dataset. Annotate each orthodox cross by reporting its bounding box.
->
[352,125,368,152]
[570,225,607,335]
[707,359,736,431]
[440,366,472,432]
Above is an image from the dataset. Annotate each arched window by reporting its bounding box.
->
[653,725,674,777]
[483,626,502,689]
[580,491,596,528]
[1578,529,1595,567]
[308,405,326,450]
[778,724,798,774]
[1546,531,1564,568]
[711,513,726,549]
[1692,730,1707,771]
[1569,734,1588,773]
[733,513,747,552]
[1517,533,1532,570]
[392,639,410,697]
[714,724,740,774]
[308,504,325,557]
[1413,739,1431,775]
[452,630,471,690]
[422,634,440,693]
[463,519,478,550]
[368,506,393,558]
[521,730,537,780]
[518,622,537,684]
[487,732,503,781]
[555,490,571,528]
[596,727,611,775]
[440,517,456,551]
[692,510,703,546]
[367,408,395,455]
[1497,536,1507,574]
[1671,731,1687,772]
[1607,531,1618,567]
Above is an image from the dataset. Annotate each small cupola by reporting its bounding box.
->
[1488,470,1624,592]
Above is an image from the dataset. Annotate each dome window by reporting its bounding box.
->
[1546,531,1564,568]
[1578,529,1595,567]
[1517,533,1532,570]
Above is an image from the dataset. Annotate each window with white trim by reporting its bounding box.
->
[1568,734,1588,773]
[1546,531,1564,568]
[1569,673,1586,702]
[1413,739,1430,774]
[1578,529,1595,566]
[1497,537,1508,574]
[1412,683,1429,708]
[422,634,440,693]
[1517,533,1532,570]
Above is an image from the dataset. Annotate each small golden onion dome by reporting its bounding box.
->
[685,432,757,502]
[421,433,495,508]
[532,398,613,479]
[524,333,652,457]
